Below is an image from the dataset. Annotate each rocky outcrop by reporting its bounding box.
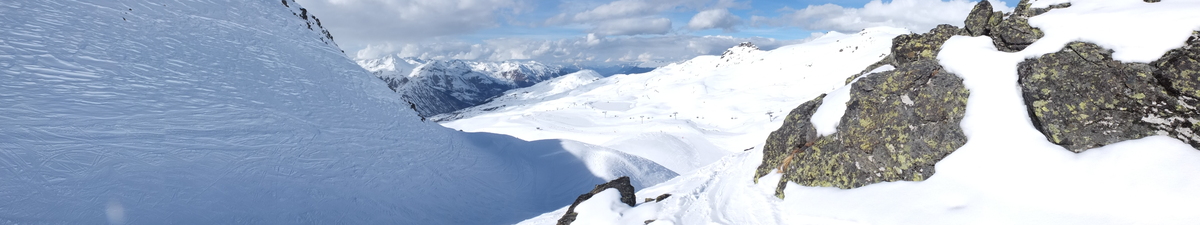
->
[557,177,637,225]
[892,25,961,65]
[282,0,337,48]
[961,0,1068,52]
[962,0,998,37]
[756,58,969,195]
[845,25,961,83]
[757,0,1090,196]
[1019,39,1200,152]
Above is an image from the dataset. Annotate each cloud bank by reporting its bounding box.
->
[355,35,804,66]
[294,0,530,47]
[296,0,1013,66]
[757,0,1011,33]
[688,9,742,32]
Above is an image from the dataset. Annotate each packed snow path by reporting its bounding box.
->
[0,0,673,224]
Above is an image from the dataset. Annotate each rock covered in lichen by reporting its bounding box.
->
[756,60,969,196]
[1154,31,1200,100]
[961,0,1068,52]
[1019,40,1200,152]
[963,0,995,36]
[892,25,961,65]
[844,24,962,84]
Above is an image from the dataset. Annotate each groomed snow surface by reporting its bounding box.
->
[516,0,1200,224]
[0,0,674,224]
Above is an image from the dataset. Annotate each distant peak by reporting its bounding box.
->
[721,42,760,60]
[735,42,759,49]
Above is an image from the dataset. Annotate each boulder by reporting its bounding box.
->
[990,16,1042,52]
[557,177,637,225]
[1019,40,1200,152]
[962,0,1071,52]
[964,0,994,36]
[892,25,961,65]
[757,60,969,196]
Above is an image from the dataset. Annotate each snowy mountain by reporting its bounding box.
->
[355,55,658,118]
[511,0,1200,224]
[0,0,675,224]
[436,27,910,174]
[356,55,582,117]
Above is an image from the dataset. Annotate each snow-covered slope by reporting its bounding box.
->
[436,27,911,173]
[520,0,1200,224]
[356,55,577,117]
[0,0,674,224]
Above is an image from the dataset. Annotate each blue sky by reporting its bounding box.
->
[295,0,1013,65]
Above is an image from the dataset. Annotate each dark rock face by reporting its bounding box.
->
[756,59,969,195]
[963,0,994,36]
[991,16,1042,52]
[892,25,961,65]
[1154,31,1200,100]
[1019,40,1200,152]
[557,177,637,225]
[962,0,1068,52]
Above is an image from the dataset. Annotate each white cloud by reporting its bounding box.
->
[687,8,741,32]
[355,34,804,66]
[570,0,657,22]
[294,0,529,47]
[591,18,673,36]
[762,0,1011,33]
[547,0,748,36]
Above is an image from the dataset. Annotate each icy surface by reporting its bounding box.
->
[520,0,1200,224]
[0,0,674,224]
[439,27,911,173]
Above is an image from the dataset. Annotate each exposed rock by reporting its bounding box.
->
[1145,0,1161,3]
[891,25,960,65]
[844,56,895,84]
[961,0,1069,52]
[1019,40,1200,152]
[1154,31,1200,100]
[1029,2,1072,17]
[964,0,994,36]
[654,193,671,202]
[990,16,1042,52]
[757,60,969,196]
[557,177,637,225]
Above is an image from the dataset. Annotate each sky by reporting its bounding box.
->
[294,0,1013,65]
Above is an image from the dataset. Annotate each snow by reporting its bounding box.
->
[517,0,1200,224]
[0,0,673,224]
[1024,0,1200,63]
[439,27,912,174]
[570,189,630,225]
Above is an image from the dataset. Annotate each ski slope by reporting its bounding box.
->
[438,28,911,174]
[0,0,674,224]
[519,0,1200,224]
